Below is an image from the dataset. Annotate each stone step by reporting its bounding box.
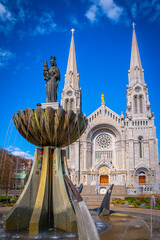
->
[111,185,127,195]
[81,185,96,195]
[82,185,127,196]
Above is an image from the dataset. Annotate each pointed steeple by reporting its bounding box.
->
[130,23,142,70]
[64,29,79,91]
[126,24,151,119]
[128,23,145,87]
[61,29,81,114]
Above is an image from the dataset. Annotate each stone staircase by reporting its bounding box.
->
[82,185,127,196]
[81,185,127,209]
[82,195,104,209]
[81,185,96,195]
[111,185,127,196]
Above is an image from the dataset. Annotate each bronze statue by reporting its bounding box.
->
[43,56,60,102]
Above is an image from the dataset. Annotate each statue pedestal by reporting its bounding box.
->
[37,102,60,109]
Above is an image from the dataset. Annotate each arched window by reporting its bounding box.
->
[139,171,145,175]
[138,136,143,158]
[134,95,138,114]
[70,99,74,110]
[139,95,143,113]
[66,99,69,111]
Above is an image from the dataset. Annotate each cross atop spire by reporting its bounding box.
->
[132,22,136,29]
[71,28,75,35]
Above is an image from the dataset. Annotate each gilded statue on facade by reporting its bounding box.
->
[101,93,104,102]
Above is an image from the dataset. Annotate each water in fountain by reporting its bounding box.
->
[0,118,13,170]
[121,217,156,240]
[119,195,160,240]
[151,195,156,239]
[0,121,14,194]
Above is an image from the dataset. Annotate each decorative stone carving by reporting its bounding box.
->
[67,90,73,96]
[96,134,112,148]
[135,86,141,92]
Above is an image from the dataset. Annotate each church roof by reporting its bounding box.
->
[87,104,122,126]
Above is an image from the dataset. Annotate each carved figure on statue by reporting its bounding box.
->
[43,56,60,102]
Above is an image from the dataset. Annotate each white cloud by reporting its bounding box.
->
[131,3,137,18]
[138,0,160,22]
[85,4,98,23]
[11,150,34,160]
[69,15,80,27]
[84,0,160,25]
[85,0,124,24]
[0,48,15,68]
[32,11,57,36]
[99,0,123,22]
[18,7,25,22]
[0,2,16,33]
[6,145,34,160]
[0,2,14,21]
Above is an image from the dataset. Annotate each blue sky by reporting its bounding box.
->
[0,0,160,160]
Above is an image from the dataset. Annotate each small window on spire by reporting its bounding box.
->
[139,95,143,113]
[138,136,143,158]
[134,95,138,114]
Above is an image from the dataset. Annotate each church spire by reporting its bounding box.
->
[61,29,81,114]
[128,23,145,87]
[130,23,142,70]
[126,24,151,119]
[64,29,79,91]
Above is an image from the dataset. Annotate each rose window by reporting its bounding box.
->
[96,134,112,148]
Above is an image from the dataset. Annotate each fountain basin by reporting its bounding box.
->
[13,107,87,147]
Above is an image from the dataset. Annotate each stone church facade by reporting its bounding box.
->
[61,27,160,194]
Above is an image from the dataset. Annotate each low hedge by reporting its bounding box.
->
[0,196,12,202]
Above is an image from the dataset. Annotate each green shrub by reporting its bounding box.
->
[0,196,12,202]
[113,198,125,205]
[11,197,19,204]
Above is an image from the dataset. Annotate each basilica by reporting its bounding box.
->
[60,26,160,195]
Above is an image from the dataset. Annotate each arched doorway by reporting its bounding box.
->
[99,166,109,185]
[139,176,146,184]
[139,171,146,184]
[100,175,109,184]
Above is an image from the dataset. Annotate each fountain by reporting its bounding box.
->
[3,56,87,236]
[1,56,160,240]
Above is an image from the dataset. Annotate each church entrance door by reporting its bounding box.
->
[100,175,109,184]
[139,176,146,184]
